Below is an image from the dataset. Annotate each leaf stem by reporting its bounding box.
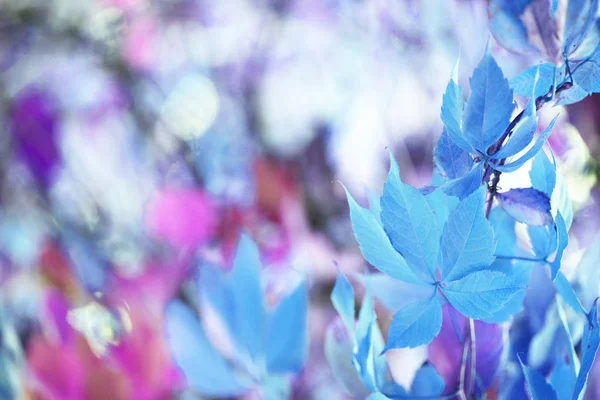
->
[494,254,547,262]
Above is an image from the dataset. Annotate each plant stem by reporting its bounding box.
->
[483,78,573,218]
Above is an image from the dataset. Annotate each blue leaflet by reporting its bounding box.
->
[511,63,557,98]
[359,273,436,313]
[265,281,308,374]
[462,52,514,154]
[410,364,445,397]
[367,187,383,225]
[383,289,442,350]
[497,188,553,226]
[381,154,439,281]
[440,161,484,200]
[489,0,538,54]
[426,173,459,228]
[554,271,585,314]
[229,233,267,360]
[573,300,600,400]
[529,224,558,259]
[530,150,556,197]
[332,271,356,339]
[574,235,600,310]
[324,318,370,398]
[491,100,537,160]
[344,185,424,285]
[519,356,558,400]
[440,63,473,153]
[440,187,496,281]
[489,9,534,53]
[550,356,576,400]
[549,212,568,279]
[555,175,574,230]
[489,207,517,256]
[441,270,524,320]
[485,259,533,323]
[575,302,600,393]
[563,0,599,57]
[434,129,474,180]
[165,300,249,397]
[555,82,591,105]
[490,115,558,173]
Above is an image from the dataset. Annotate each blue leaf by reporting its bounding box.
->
[491,101,537,160]
[528,224,557,260]
[497,188,553,226]
[519,356,558,400]
[485,259,533,323]
[331,271,356,340]
[440,187,496,281]
[380,154,440,281]
[573,300,600,400]
[383,289,442,350]
[442,270,524,320]
[511,63,558,98]
[358,273,437,313]
[555,175,574,230]
[355,292,386,392]
[530,150,556,197]
[463,53,514,153]
[489,0,538,54]
[573,235,600,311]
[434,129,474,180]
[555,80,591,105]
[266,281,308,374]
[440,64,473,153]
[426,175,459,228]
[563,0,599,56]
[550,356,576,400]
[165,300,249,397]
[440,161,484,200]
[490,115,558,173]
[324,318,370,398]
[229,234,267,360]
[489,207,517,256]
[549,212,568,279]
[410,363,445,397]
[554,271,585,314]
[344,186,424,285]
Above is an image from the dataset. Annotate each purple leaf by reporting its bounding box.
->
[429,304,503,395]
[9,88,60,188]
[497,188,553,226]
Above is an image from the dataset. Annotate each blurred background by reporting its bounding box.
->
[0,0,599,399]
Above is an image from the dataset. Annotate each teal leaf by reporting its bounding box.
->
[383,289,442,350]
[490,115,558,173]
[549,212,568,280]
[380,154,439,281]
[573,300,600,400]
[519,356,558,400]
[344,186,424,285]
[440,187,496,281]
[511,63,558,98]
[529,150,556,197]
[331,271,356,340]
[266,281,308,374]
[442,270,524,320]
[463,53,514,153]
[434,129,474,180]
[165,300,249,397]
[440,161,484,200]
